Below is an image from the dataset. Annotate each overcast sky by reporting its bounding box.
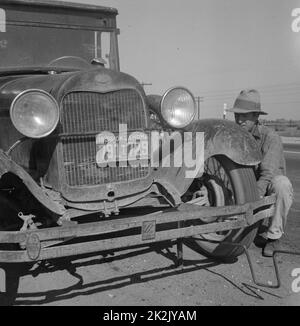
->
[63,0,300,120]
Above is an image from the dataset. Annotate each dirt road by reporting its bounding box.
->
[3,230,299,306]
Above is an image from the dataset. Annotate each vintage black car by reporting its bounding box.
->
[0,0,275,301]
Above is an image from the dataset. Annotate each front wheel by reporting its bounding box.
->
[187,155,260,259]
[0,192,23,305]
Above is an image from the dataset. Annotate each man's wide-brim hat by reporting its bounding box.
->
[227,89,268,115]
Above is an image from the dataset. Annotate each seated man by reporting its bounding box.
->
[227,89,294,257]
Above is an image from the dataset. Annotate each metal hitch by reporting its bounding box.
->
[176,238,300,289]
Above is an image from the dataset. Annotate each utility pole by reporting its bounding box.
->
[223,103,227,120]
[195,96,204,120]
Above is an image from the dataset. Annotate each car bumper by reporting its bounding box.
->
[0,195,276,263]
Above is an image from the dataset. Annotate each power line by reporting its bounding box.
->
[197,84,300,103]
[140,82,152,89]
[200,88,300,100]
[196,89,300,104]
[198,81,300,96]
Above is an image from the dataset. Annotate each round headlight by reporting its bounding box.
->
[10,90,59,138]
[161,87,196,128]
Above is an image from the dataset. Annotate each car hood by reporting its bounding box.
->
[0,67,145,111]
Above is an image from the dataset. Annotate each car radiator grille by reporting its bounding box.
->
[61,90,150,187]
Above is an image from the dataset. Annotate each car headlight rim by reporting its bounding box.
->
[10,89,60,139]
[160,86,196,129]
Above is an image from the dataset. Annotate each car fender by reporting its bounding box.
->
[153,119,261,198]
[0,149,66,215]
[147,95,261,166]
[190,119,262,165]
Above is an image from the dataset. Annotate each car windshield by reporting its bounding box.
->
[0,24,119,71]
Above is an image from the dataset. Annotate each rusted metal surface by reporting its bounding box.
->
[0,195,276,263]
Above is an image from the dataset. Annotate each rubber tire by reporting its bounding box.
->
[0,193,22,305]
[191,155,260,259]
[0,265,22,306]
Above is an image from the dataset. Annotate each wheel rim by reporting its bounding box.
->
[195,157,236,242]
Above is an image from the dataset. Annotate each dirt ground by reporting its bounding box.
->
[0,211,299,307]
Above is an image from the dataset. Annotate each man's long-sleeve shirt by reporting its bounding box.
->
[251,123,286,197]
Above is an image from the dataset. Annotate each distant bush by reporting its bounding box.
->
[278,130,300,137]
